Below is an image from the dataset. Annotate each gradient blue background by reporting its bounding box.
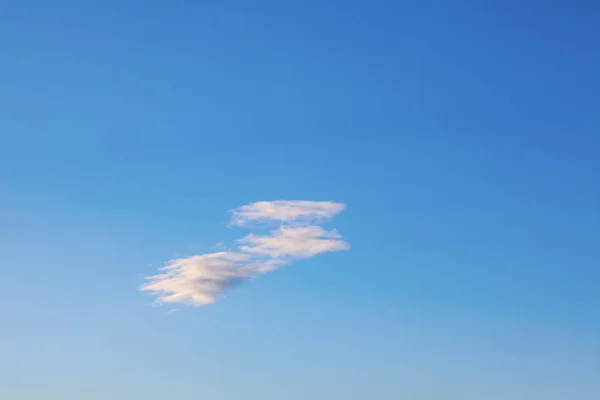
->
[1,1,599,398]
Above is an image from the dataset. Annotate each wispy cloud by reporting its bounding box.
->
[141,252,261,306]
[141,200,349,307]
[230,200,345,226]
[238,226,349,259]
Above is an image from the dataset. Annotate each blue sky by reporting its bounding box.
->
[1,0,599,398]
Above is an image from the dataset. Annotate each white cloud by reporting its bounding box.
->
[230,200,345,226]
[238,226,350,259]
[140,252,265,306]
[141,200,349,307]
